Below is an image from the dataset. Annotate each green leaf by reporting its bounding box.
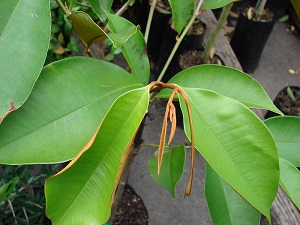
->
[0,0,51,122]
[45,86,150,225]
[291,0,300,19]
[67,11,107,48]
[0,57,142,164]
[264,116,300,167]
[148,145,186,198]
[157,65,282,115]
[203,0,238,9]
[90,0,113,20]
[179,87,279,222]
[105,11,150,85]
[205,163,260,225]
[0,177,19,202]
[168,0,194,34]
[67,0,77,4]
[279,158,300,210]
[105,11,139,47]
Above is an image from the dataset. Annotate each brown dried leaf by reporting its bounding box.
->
[168,102,177,145]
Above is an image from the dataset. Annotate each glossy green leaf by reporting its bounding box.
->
[45,86,150,225]
[168,0,194,34]
[0,177,19,202]
[0,0,51,122]
[67,11,107,48]
[90,0,113,20]
[105,11,150,85]
[203,0,238,9]
[264,116,300,167]
[279,158,300,210]
[157,65,282,115]
[179,87,279,222]
[0,57,142,164]
[205,163,260,225]
[148,145,185,198]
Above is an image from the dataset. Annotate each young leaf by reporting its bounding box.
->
[0,57,143,164]
[148,145,186,198]
[0,177,19,202]
[279,158,300,210]
[157,65,282,115]
[90,0,113,20]
[105,11,150,85]
[179,87,279,222]
[105,11,139,47]
[203,0,238,10]
[264,116,300,167]
[67,11,107,48]
[168,0,194,34]
[0,0,51,122]
[205,163,260,225]
[45,86,150,225]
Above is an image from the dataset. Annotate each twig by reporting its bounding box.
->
[8,200,17,224]
[156,0,205,82]
[145,0,158,43]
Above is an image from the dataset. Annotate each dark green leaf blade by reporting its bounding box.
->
[157,65,282,115]
[0,0,51,121]
[205,163,260,225]
[105,11,150,85]
[45,86,150,225]
[67,11,107,48]
[279,158,300,210]
[179,87,279,222]
[168,0,194,34]
[0,57,142,164]
[264,116,300,167]
[148,145,186,198]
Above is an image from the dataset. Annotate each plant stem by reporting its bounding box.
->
[55,0,69,15]
[202,3,233,64]
[75,2,92,8]
[254,0,267,19]
[145,0,158,43]
[156,0,205,82]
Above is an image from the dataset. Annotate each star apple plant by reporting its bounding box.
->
[1,0,297,225]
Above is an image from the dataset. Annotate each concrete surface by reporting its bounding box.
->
[127,21,300,225]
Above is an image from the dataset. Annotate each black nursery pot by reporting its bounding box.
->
[265,86,300,119]
[230,10,276,73]
[157,19,206,82]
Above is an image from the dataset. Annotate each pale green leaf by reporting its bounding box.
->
[148,145,186,198]
[179,87,279,222]
[67,11,107,48]
[279,158,300,210]
[168,0,194,34]
[89,0,113,20]
[45,86,150,225]
[205,163,260,225]
[0,0,51,122]
[0,57,142,164]
[264,116,300,167]
[105,11,139,47]
[157,65,282,115]
[203,0,239,9]
[105,11,150,85]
